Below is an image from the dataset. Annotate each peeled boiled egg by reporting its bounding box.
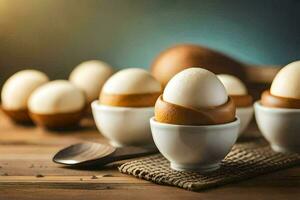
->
[99,68,162,107]
[155,68,235,125]
[217,74,247,96]
[28,80,85,128]
[1,70,49,110]
[163,68,228,108]
[1,69,49,123]
[69,60,114,104]
[270,61,300,99]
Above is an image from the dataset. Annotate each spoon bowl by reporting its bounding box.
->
[53,142,158,167]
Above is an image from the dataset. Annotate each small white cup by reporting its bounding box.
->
[254,101,300,153]
[91,100,155,147]
[236,106,254,136]
[150,117,240,172]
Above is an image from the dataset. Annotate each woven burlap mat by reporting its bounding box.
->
[119,140,300,191]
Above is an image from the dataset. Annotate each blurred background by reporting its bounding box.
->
[0,0,300,85]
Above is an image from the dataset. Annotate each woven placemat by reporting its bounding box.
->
[119,140,300,191]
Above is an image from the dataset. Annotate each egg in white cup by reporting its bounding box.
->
[92,68,162,147]
[255,61,300,153]
[218,74,254,137]
[151,68,239,172]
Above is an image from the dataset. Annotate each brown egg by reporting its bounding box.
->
[151,44,246,86]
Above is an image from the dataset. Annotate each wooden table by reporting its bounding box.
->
[0,112,299,200]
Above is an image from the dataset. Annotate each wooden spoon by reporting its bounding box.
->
[53,142,158,167]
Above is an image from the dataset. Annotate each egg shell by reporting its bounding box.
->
[151,44,245,86]
[1,70,49,110]
[28,80,85,114]
[270,61,300,99]
[101,68,161,95]
[163,68,228,108]
[217,74,247,95]
[69,60,114,103]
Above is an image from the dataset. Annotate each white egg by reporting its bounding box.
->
[69,60,114,103]
[102,68,161,95]
[163,68,228,108]
[217,74,247,95]
[270,61,300,99]
[28,80,85,114]
[1,70,49,110]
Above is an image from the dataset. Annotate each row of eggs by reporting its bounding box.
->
[1,44,300,172]
[1,60,113,127]
[1,63,251,132]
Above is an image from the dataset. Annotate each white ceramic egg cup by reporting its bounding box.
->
[255,101,300,153]
[150,117,240,172]
[236,106,254,136]
[92,100,155,147]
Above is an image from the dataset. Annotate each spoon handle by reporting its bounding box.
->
[108,146,158,162]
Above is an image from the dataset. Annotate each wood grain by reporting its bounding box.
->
[0,110,300,199]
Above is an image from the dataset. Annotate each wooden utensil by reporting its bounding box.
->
[53,142,158,167]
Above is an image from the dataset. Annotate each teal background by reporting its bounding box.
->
[0,0,299,84]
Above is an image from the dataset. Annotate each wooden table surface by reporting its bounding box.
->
[0,112,300,200]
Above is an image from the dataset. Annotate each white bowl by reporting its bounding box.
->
[236,106,254,136]
[254,101,300,153]
[150,117,240,172]
[91,100,154,147]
